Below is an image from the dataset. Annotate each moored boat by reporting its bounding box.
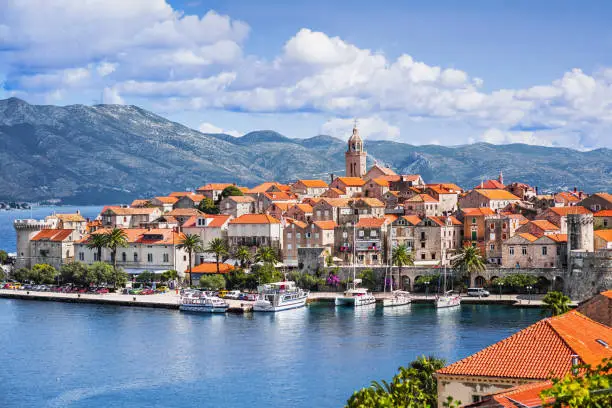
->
[335,287,376,307]
[179,294,229,313]
[435,290,461,309]
[382,290,411,307]
[253,281,308,312]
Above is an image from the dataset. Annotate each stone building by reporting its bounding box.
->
[219,195,255,218]
[536,206,591,234]
[334,217,390,266]
[330,177,365,197]
[594,209,612,229]
[594,230,612,250]
[501,233,567,268]
[425,184,459,214]
[181,214,232,261]
[413,216,462,266]
[29,229,84,270]
[515,219,561,237]
[173,193,206,209]
[461,207,496,255]
[150,196,178,213]
[566,212,594,255]
[436,310,612,406]
[484,214,522,265]
[389,174,425,193]
[196,183,234,201]
[363,163,397,181]
[100,206,162,229]
[580,192,612,212]
[459,189,521,211]
[291,179,328,197]
[390,215,421,251]
[363,177,390,200]
[311,198,351,224]
[404,194,440,217]
[283,219,336,267]
[227,214,283,254]
[285,204,313,223]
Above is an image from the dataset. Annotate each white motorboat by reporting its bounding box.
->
[382,290,411,307]
[179,295,229,313]
[435,290,461,308]
[335,287,376,307]
[253,281,309,312]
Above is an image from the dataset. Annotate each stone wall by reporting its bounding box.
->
[565,249,612,302]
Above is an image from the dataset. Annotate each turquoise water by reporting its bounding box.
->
[0,300,541,407]
[0,206,103,253]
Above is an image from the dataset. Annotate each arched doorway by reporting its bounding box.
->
[536,276,550,294]
[553,276,564,292]
[474,276,486,288]
[402,276,411,291]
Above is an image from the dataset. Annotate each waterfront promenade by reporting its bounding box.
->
[0,289,567,310]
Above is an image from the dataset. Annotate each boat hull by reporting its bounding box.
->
[335,296,376,307]
[382,297,411,307]
[252,296,307,312]
[435,296,461,308]
[179,304,229,313]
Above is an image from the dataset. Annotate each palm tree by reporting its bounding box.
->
[408,355,446,406]
[234,246,252,269]
[542,291,571,316]
[177,234,203,287]
[205,238,229,276]
[451,245,486,288]
[102,228,128,289]
[391,244,414,290]
[86,233,107,263]
[254,246,279,266]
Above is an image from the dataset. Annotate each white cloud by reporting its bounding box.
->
[1,2,612,148]
[321,116,400,141]
[198,122,242,137]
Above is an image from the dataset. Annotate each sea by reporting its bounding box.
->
[0,300,541,407]
[0,206,103,253]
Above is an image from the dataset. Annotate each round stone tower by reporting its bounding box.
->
[567,213,594,255]
[13,218,49,269]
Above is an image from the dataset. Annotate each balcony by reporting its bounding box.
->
[355,240,381,251]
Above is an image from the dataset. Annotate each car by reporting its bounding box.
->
[95,288,109,294]
[245,293,258,301]
[467,288,490,297]
[238,293,249,300]
[140,288,154,295]
[129,288,143,295]
[225,290,242,300]
[216,290,229,298]
[155,286,169,293]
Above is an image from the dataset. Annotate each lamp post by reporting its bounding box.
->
[526,285,532,304]
[424,280,430,299]
[497,282,503,299]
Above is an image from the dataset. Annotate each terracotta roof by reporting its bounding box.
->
[263,191,296,201]
[439,183,463,192]
[285,218,307,229]
[103,207,159,216]
[590,192,612,204]
[369,164,397,176]
[79,228,183,245]
[489,380,554,408]
[377,174,401,182]
[326,188,346,195]
[55,213,86,222]
[176,194,206,202]
[594,209,612,217]
[357,198,385,207]
[248,182,291,194]
[224,195,255,203]
[462,208,497,216]
[197,183,233,191]
[426,216,446,227]
[189,263,234,274]
[269,202,291,211]
[169,191,193,197]
[437,311,612,379]
[356,217,387,228]
[475,189,520,201]
[384,214,399,223]
[400,174,422,182]
[447,216,463,226]
[320,198,351,207]
[548,206,592,216]
[31,229,74,242]
[603,290,612,300]
[310,220,336,230]
[182,214,231,229]
[371,177,390,187]
[166,208,203,217]
[406,194,438,203]
[555,191,581,203]
[401,215,422,225]
[297,179,328,188]
[595,229,612,242]
[517,232,539,242]
[475,180,506,189]
[153,196,179,204]
[530,219,560,231]
[229,214,280,224]
[546,234,568,243]
[335,177,366,187]
[385,191,400,197]
[130,199,150,208]
[292,204,313,213]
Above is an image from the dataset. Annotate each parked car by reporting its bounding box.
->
[245,293,258,301]
[216,290,229,298]
[140,288,154,295]
[225,290,242,300]
[467,288,490,297]
[95,288,109,294]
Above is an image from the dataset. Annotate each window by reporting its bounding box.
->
[471,231,477,240]
[147,253,153,262]
[490,244,495,251]
[316,210,321,217]
[509,246,515,255]
[490,233,495,241]
[557,246,561,255]
[521,246,527,255]
[134,252,138,262]
[421,253,426,260]
[370,230,377,237]
[163,253,169,263]
[122,252,126,262]
[287,232,292,239]
[324,210,329,217]
[502,222,507,229]
[183,256,187,261]
[315,233,319,239]
[372,254,378,262]
[296,233,301,239]
[93,253,98,261]
[502,233,507,240]
[421,242,425,249]
[78,252,84,261]
[431,253,436,260]
[305,232,311,238]
[359,230,365,238]
[542,246,547,256]
[358,255,364,262]
[420,231,426,240]
[287,244,292,250]
[490,223,495,230]
[472,217,477,224]
[605,219,609,228]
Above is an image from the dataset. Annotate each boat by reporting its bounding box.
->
[435,251,461,309]
[335,286,377,307]
[179,294,229,313]
[382,290,411,307]
[252,281,309,312]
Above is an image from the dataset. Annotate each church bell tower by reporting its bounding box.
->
[345,121,367,178]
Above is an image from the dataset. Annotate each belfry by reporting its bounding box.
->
[345,121,367,178]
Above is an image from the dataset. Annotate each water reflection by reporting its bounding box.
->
[382,304,412,317]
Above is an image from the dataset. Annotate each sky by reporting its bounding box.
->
[1,0,612,150]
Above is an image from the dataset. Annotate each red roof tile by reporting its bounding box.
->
[356,217,387,228]
[595,229,612,242]
[229,214,280,224]
[549,206,592,216]
[594,209,612,217]
[182,214,231,229]
[437,311,612,379]
[31,229,74,242]
[475,180,506,189]
[313,220,337,230]
[335,177,366,187]
[297,179,328,188]
[189,263,234,274]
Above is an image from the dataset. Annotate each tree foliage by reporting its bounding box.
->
[358,268,377,291]
[541,358,612,407]
[254,246,280,266]
[221,185,244,199]
[206,238,229,274]
[160,269,178,283]
[178,233,204,287]
[451,245,485,281]
[86,233,107,262]
[492,274,538,290]
[198,274,226,290]
[28,264,57,284]
[0,249,8,264]
[86,262,114,286]
[288,271,325,291]
[102,228,128,289]
[542,291,571,316]
[136,271,156,283]
[234,246,252,269]
[12,267,30,282]
[197,197,220,214]
[60,262,90,286]
[251,263,283,286]
[346,355,452,408]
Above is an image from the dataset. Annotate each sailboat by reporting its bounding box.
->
[435,250,461,309]
[335,222,376,307]
[382,263,411,307]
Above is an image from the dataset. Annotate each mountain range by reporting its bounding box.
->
[0,97,610,204]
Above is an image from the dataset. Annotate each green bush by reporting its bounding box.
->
[199,274,226,290]
[28,264,57,284]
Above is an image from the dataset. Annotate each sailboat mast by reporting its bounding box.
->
[353,222,357,290]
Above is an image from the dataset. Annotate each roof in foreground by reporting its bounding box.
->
[437,310,612,380]
[229,214,280,224]
[188,263,234,274]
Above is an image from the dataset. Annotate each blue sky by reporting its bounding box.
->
[1,0,612,149]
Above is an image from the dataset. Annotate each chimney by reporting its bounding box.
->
[76,209,81,215]
[330,173,335,184]
[535,186,538,195]
[579,191,583,199]
[573,186,577,193]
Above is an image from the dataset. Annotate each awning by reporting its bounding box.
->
[124,268,170,275]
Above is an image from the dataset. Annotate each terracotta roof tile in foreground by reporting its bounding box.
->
[297,179,328,188]
[189,263,234,274]
[529,219,560,231]
[335,177,366,186]
[437,311,612,380]
[549,206,592,216]
[475,189,520,200]
[356,217,387,228]
[229,214,280,224]
[489,380,554,408]
[31,229,74,242]
[595,229,612,242]
[313,220,337,230]
[594,209,612,217]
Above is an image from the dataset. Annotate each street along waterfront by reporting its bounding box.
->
[0,299,541,408]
